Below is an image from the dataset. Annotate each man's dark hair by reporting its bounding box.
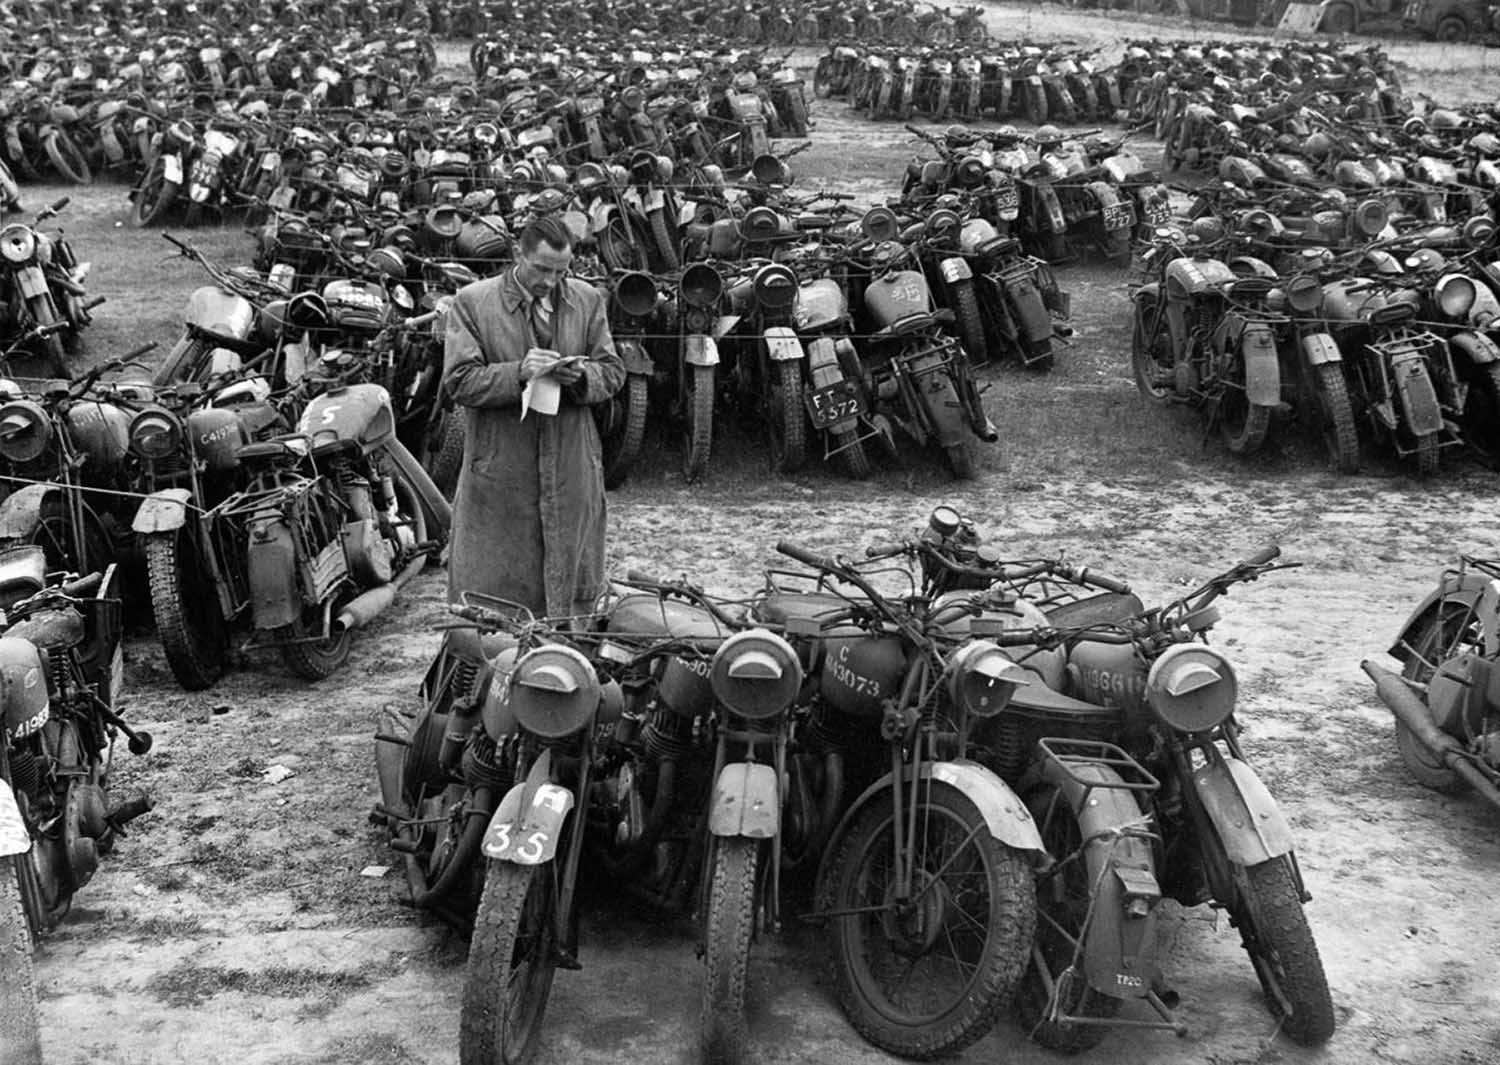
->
[518,215,573,255]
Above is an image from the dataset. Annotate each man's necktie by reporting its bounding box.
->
[529,295,554,349]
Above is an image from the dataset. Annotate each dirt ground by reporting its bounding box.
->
[21,7,1500,1065]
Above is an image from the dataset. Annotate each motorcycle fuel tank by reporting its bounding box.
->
[187,407,247,472]
[0,634,48,741]
[606,593,729,718]
[65,401,132,473]
[821,631,906,719]
[1067,639,1152,727]
[794,277,846,332]
[1164,256,1235,299]
[183,284,255,340]
[298,383,396,455]
[864,269,933,330]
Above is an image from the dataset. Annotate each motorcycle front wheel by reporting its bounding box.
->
[602,374,648,490]
[43,132,91,185]
[132,157,179,228]
[701,837,760,1065]
[682,362,715,482]
[1312,361,1360,474]
[767,360,806,473]
[1230,857,1335,1046]
[0,855,43,1065]
[461,859,559,1065]
[825,782,1035,1059]
[145,528,229,691]
[1130,303,1173,404]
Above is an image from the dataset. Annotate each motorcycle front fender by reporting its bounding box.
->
[1240,322,1281,407]
[939,256,972,283]
[683,334,719,367]
[132,487,193,533]
[764,325,803,362]
[1448,329,1500,367]
[483,770,574,864]
[708,761,779,839]
[1301,332,1341,366]
[815,757,1043,904]
[1192,755,1295,866]
[0,483,54,540]
[617,339,653,376]
[1389,570,1490,660]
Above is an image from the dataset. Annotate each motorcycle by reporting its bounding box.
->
[1366,554,1500,809]
[0,197,93,378]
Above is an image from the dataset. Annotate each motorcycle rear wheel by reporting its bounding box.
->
[701,837,759,1065]
[44,132,90,185]
[461,860,559,1065]
[145,528,229,691]
[834,429,872,479]
[1312,362,1360,474]
[0,856,43,1065]
[278,602,352,681]
[1232,857,1335,1046]
[825,782,1035,1059]
[1395,602,1473,792]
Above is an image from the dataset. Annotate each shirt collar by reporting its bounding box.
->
[500,265,573,313]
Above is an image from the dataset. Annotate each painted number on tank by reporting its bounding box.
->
[830,644,881,698]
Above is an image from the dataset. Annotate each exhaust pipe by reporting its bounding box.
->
[334,553,427,634]
[1362,659,1500,810]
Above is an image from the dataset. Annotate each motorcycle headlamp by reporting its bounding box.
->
[954,157,987,189]
[1145,644,1237,733]
[750,153,792,187]
[0,400,50,463]
[710,629,803,720]
[0,225,34,263]
[945,640,1029,719]
[506,643,601,739]
[1436,273,1478,318]
[1463,216,1496,249]
[680,262,723,309]
[740,206,783,244]
[752,263,797,310]
[127,407,182,461]
[920,160,945,187]
[860,206,899,243]
[1353,198,1388,239]
[927,208,961,240]
[1286,275,1322,314]
[612,271,658,320]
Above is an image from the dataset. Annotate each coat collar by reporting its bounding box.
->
[498,266,576,314]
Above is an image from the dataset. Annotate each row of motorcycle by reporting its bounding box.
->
[375,505,1338,1065]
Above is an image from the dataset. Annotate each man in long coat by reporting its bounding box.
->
[442,215,625,618]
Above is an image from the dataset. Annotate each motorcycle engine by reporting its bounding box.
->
[342,519,395,585]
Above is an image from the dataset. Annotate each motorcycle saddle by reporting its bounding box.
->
[7,606,85,653]
[1007,681,1116,717]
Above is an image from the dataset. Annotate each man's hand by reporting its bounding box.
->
[550,355,585,386]
[519,348,562,381]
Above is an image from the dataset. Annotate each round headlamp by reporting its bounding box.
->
[0,225,35,264]
[1463,215,1496,249]
[860,207,899,243]
[506,643,601,739]
[680,262,723,309]
[0,400,50,463]
[1286,274,1322,314]
[1436,273,1478,318]
[740,206,782,243]
[127,406,182,461]
[1145,643,1237,733]
[954,157,987,189]
[612,271,658,320]
[709,628,802,720]
[945,640,1029,718]
[1352,198,1388,239]
[750,153,791,187]
[752,263,797,310]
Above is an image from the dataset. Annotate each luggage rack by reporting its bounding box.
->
[1035,736,1160,796]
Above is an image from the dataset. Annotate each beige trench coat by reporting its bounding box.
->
[443,269,624,616]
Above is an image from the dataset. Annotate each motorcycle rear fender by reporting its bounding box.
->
[815,758,1044,903]
[1389,570,1490,660]
[618,338,653,376]
[0,483,54,540]
[483,751,573,864]
[1448,330,1500,367]
[1240,321,1281,407]
[1301,332,1341,366]
[1390,352,1444,437]
[939,256,972,283]
[1039,759,1163,999]
[132,488,193,533]
[708,762,779,839]
[1192,756,1295,865]
[683,334,719,366]
[764,325,803,361]
[383,436,452,545]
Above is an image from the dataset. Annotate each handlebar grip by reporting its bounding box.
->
[162,233,190,250]
[776,540,837,571]
[124,341,159,362]
[1242,544,1280,567]
[864,542,906,560]
[624,569,659,585]
[995,629,1042,647]
[59,572,101,597]
[1073,566,1131,595]
[36,320,68,337]
[50,196,69,212]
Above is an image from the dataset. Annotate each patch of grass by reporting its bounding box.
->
[146,964,370,1009]
[122,914,209,940]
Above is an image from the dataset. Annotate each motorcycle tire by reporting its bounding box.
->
[28,297,69,379]
[1231,857,1336,1046]
[1394,602,1471,792]
[183,200,205,228]
[768,360,806,473]
[1013,785,1120,1052]
[951,281,988,364]
[944,440,976,479]
[1460,361,1500,466]
[0,856,43,1065]
[834,429,871,479]
[603,375,648,490]
[647,208,679,271]
[153,336,210,387]
[430,412,466,498]
[1413,432,1439,477]
[460,859,559,1065]
[701,837,759,1065]
[1219,392,1271,455]
[598,216,646,274]
[784,93,809,138]
[277,600,352,681]
[1130,304,1173,404]
[132,158,179,228]
[43,132,90,186]
[813,58,836,100]
[1313,362,1360,474]
[682,362,714,483]
[145,528,229,692]
[824,782,1035,1059]
[1025,84,1047,125]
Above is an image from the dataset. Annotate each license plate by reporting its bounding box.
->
[805,379,864,429]
[162,154,182,183]
[18,267,46,299]
[0,785,29,857]
[1146,201,1172,225]
[1102,201,1136,230]
[578,96,603,116]
[995,185,1020,211]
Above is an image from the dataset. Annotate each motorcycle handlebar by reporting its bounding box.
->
[1056,564,1132,595]
[59,572,102,598]
[1241,544,1280,568]
[864,542,908,560]
[776,540,838,572]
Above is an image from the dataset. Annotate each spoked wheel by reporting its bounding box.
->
[1394,601,1477,792]
[131,156,179,227]
[767,361,806,473]
[13,494,110,578]
[0,856,43,1065]
[825,782,1036,1059]
[1312,362,1360,473]
[461,860,560,1065]
[598,216,646,273]
[144,528,229,691]
[1130,304,1174,404]
[277,598,352,680]
[701,838,760,1065]
[43,132,91,185]
[1014,788,1119,1052]
[682,363,715,482]
[1229,856,1335,1046]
